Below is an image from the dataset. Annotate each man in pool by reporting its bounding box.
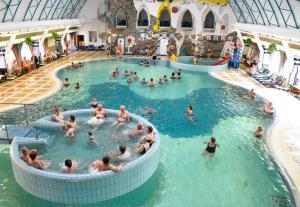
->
[61,159,78,173]
[64,115,77,138]
[140,78,148,84]
[29,150,51,170]
[90,155,122,172]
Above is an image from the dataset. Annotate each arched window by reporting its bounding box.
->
[137,9,149,27]
[115,8,127,28]
[181,10,193,28]
[204,11,215,29]
[160,9,171,27]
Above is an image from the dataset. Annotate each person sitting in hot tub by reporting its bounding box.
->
[143,126,155,146]
[117,105,130,123]
[136,137,150,155]
[64,115,77,138]
[29,150,51,170]
[20,147,32,164]
[109,145,131,162]
[124,122,144,138]
[149,78,155,88]
[87,104,107,126]
[52,106,64,123]
[90,98,98,108]
[61,159,78,174]
[140,78,148,84]
[90,155,122,172]
[124,70,129,77]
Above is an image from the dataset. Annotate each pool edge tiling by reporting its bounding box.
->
[10,109,160,204]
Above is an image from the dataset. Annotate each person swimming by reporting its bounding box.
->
[248,89,256,99]
[111,71,118,78]
[63,78,69,87]
[127,77,132,84]
[149,78,155,88]
[163,75,168,82]
[75,82,80,89]
[158,78,164,84]
[177,72,182,79]
[170,72,176,80]
[140,78,148,84]
[133,72,138,79]
[124,70,129,77]
[61,159,78,174]
[91,98,98,108]
[263,102,274,114]
[202,137,220,159]
[254,127,263,138]
[186,105,193,116]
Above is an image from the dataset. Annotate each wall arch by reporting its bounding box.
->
[204,11,215,29]
[137,7,150,28]
[160,9,171,27]
[115,8,127,28]
[180,9,194,30]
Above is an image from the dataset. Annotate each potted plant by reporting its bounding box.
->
[244,38,253,46]
[52,32,60,41]
[267,43,277,54]
[24,36,33,46]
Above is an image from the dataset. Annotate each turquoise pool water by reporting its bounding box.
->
[0,59,292,206]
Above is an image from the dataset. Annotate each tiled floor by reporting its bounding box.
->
[0,51,107,112]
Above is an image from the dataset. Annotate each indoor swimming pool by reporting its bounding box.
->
[0,59,293,206]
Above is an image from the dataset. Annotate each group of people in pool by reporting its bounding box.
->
[246,89,275,139]
[111,67,183,88]
[62,78,80,90]
[22,104,157,173]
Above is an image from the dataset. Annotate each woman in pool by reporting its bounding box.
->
[110,145,131,162]
[158,78,164,84]
[111,71,117,78]
[91,98,98,108]
[202,137,220,159]
[177,72,182,79]
[254,127,263,138]
[149,78,155,88]
[133,72,138,79]
[143,126,155,146]
[124,70,129,77]
[63,78,69,87]
[264,102,274,114]
[75,82,80,89]
[186,105,193,116]
[127,77,132,84]
[52,107,64,123]
[140,78,148,84]
[163,75,168,82]
[90,155,122,172]
[61,159,78,174]
[20,147,31,164]
[29,150,51,170]
[64,115,77,138]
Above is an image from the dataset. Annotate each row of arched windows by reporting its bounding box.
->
[115,8,215,30]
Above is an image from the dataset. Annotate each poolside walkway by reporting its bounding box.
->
[0,51,107,113]
[211,69,300,205]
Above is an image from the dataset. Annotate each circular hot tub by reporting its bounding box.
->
[10,109,160,204]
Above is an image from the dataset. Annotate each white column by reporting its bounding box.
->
[253,34,264,69]
[61,26,70,52]
[282,41,295,83]
[4,34,16,72]
[39,29,49,60]
[0,47,6,73]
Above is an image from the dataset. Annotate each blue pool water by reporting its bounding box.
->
[0,58,292,206]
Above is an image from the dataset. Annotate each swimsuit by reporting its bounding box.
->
[205,143,216,153]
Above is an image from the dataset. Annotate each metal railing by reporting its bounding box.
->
[0,102,50,143]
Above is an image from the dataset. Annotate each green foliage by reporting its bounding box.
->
[244,38,253,45]
[52,32,60,41]
[24,36,33,46]
[267,43,277,54]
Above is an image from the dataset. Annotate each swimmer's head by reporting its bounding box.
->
[65,78,68,81]
[188,105,192,110]
[137,122,143,130]
[211,137,216,143]
[119,145,126,154]
[103,155,110,164]
[29,150,38,160]
[97,104,103,109]
[150,78,153,82]
[65,159,72,168]
[92,98,97,102]
[70,115,75,122]
[120,105,126,111]
[147,126,153,134]
[21,147,29,155]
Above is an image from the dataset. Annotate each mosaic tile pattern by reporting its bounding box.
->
[10,109,160,204]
